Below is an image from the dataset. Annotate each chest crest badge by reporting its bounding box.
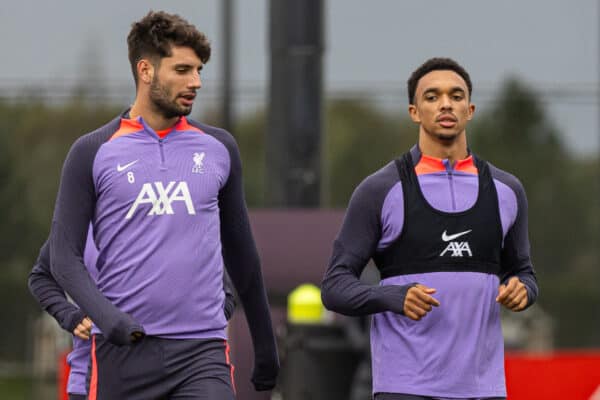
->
[192,152,205,174]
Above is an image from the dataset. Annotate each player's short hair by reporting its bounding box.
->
[407,57,472,105]
[127,10,211,85]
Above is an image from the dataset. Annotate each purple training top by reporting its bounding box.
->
[321,146,538,398]
[46,112,278,390]
[29,223,238,395]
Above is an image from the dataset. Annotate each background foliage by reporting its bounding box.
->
[0,77,597,369]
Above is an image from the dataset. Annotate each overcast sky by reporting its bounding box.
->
[0,0,597,155]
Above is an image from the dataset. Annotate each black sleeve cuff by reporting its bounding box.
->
[63,309,87,333]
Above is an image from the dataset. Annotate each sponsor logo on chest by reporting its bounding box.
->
[126,181,195,219]
[118,152,216,219]
[439,229,472,257]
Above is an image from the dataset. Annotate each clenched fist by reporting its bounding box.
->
[73,316,93,340]
[404,284,440,321]
[496,277,528,311]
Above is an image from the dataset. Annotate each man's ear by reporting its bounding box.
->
[137,59,154,85]
[408,104,421,123]
[466,103,476,121]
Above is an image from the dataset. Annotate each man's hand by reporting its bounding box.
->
[73,316,93,340]
[496,276,528,311]
[404,284,440,320]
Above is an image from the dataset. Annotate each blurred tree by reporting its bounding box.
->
[0,78,598,365]
[230,99,418,208]
[232,84,600,347]
[0,99,120,361]
[323,99,415,207]
[9,101,121,245]
[470,77,600,347]
[0,101,31,270]
[0,100,39,362]
[234,109,267,207]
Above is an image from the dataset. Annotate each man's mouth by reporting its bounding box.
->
[179,93,196,107]
[437,115,457,128]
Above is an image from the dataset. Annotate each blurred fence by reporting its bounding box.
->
[1,77,596,155]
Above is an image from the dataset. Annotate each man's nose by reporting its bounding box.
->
[439,94,452,110]
[190,71,202,89]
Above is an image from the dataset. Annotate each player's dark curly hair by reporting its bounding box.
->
[407,57,472,105]
[127,10,211,85]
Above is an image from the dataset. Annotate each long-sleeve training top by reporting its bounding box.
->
[321,145,538,398]
[28,224,237,395]
[47,112,278,390]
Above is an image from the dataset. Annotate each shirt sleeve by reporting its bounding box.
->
[499,177,539,308]
[28,240,86,333]
[216,129,279,391]
[321,172,413,316]
[49,133,144,345]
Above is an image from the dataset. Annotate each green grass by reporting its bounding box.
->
[0,377,30,400]
[0,376,55,400]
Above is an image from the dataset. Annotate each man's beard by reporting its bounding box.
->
[149,77,193,119]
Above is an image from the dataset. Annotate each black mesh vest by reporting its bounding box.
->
[374,152,503,280]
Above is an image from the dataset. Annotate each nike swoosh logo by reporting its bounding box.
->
[117,160,139,172]
[442,229,472,242]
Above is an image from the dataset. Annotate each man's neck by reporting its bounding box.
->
[418,131,468,164]
[129,100,179,131]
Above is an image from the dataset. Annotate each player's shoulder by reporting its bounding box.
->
[186,119,237,150]
[351,160,400,204]
[68,116,122,159]
[482,158,527,198]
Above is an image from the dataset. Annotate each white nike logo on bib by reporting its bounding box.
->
[117,160,139,172]
[441,229,472,242]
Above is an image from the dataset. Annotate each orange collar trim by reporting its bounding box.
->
[110,116,203,140]
[415,154,477,175]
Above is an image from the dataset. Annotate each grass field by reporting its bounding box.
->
[0,377,29,400]
[0,376,54,400]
